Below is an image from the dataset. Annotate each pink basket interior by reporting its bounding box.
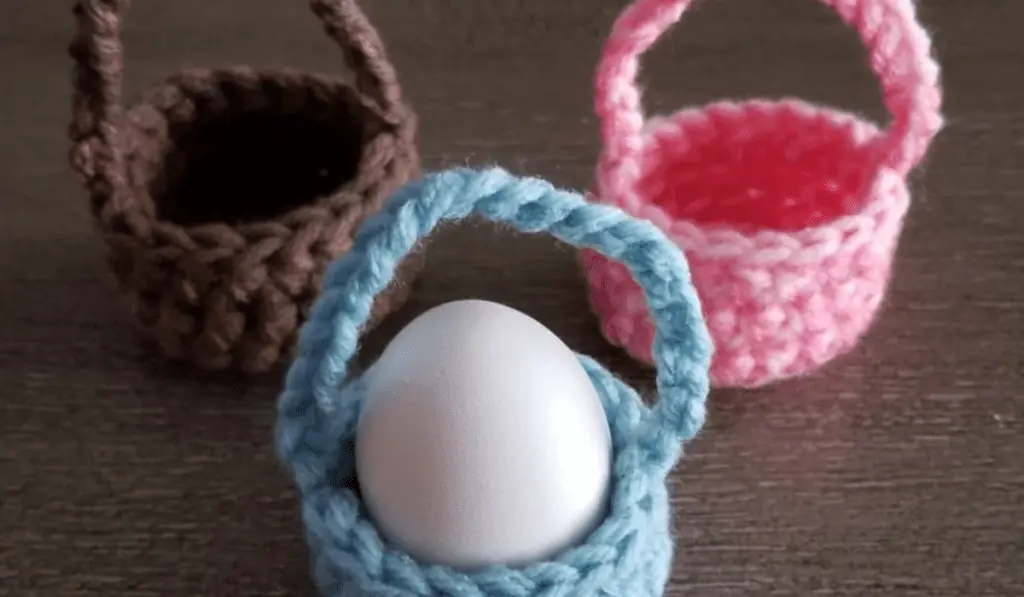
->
[634,102,884,233]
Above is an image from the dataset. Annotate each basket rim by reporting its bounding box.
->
[117,66,418,244]
[292,354,669,594]
[598,98,912,264]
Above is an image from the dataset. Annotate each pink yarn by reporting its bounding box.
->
[580,0,943,388]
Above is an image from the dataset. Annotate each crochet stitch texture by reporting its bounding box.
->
[276,167,713,597]
[68,0,421,372]
[580,0,943,388]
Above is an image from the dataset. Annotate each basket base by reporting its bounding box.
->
[582,248,897,388]
[118,245,428,374]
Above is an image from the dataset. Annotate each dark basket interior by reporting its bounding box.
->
[145,83,383,227]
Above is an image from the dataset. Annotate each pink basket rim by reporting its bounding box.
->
[640,97,886,149]
[591,99,913,267]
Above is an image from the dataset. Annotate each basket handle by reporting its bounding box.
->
[308,0,409,122]
[275,168,714,486]
[68,0,408,194]
[595,0,943,199]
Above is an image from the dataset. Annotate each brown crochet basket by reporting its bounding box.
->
[68,0,422,373]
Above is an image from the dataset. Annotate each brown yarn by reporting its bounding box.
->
[67,0,422,373]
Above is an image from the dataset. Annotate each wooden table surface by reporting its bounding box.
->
[1,1,1021,595]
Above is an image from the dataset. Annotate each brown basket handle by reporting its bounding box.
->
[68,0,409,211]
[67,0,149,231]
[308,0,410,122]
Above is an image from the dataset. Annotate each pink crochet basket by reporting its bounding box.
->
[580,0,943,388]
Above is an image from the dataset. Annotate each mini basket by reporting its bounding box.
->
[276,168,713,597]
[580,0,943,388]
[67,0,422,372]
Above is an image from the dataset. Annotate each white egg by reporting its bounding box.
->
[355,299,612,570]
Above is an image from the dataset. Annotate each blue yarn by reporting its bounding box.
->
[276,167,713,597]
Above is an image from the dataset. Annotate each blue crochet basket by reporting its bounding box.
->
[275,167,713,597]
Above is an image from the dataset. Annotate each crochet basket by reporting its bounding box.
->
[580,0,943,388]
[276,168,713,597]
[67,0,421,372]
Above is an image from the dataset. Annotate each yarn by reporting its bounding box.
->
[580,0,943,388]
[276,168,713,597]
[67,0,422,373]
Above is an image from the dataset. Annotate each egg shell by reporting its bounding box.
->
[355,299,613,570]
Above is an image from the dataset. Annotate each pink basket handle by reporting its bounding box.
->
[595,0,943,197]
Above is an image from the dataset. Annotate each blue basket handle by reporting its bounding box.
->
[277,167,713,480]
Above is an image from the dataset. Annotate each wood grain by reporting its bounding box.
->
[1,0,1021,595]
